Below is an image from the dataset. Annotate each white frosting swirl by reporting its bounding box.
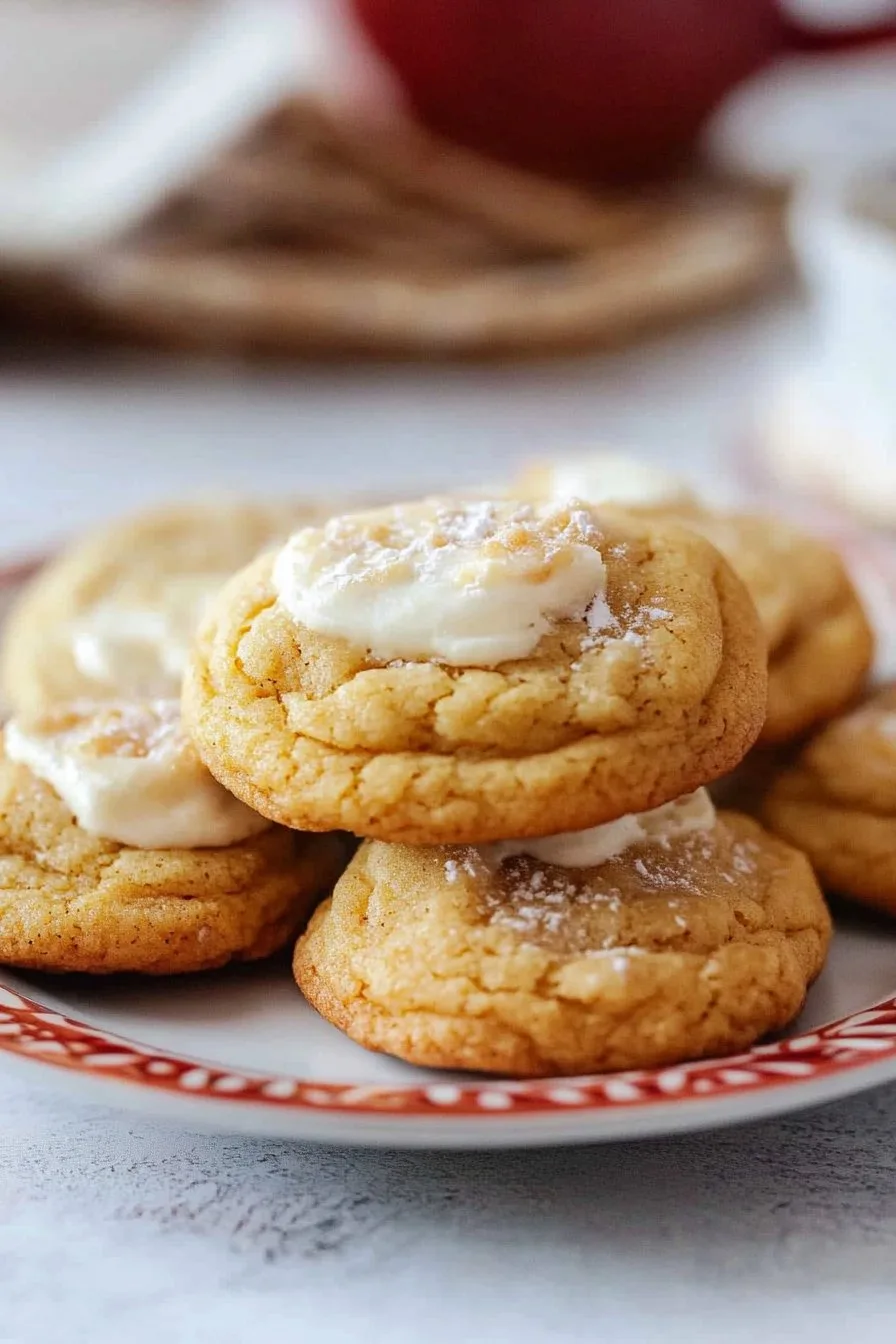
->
[544,451,697,509]
[70,574,220,697]
[272,499,609,666]
[481,789,716,869]
[5,701,270,850]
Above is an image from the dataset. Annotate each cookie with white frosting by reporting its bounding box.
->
[0,701,345,975]
[514,451,874,743]
[183,498,767,844]
[514,449,704,512]
[0,497,335,716]
[295,791,830,1076]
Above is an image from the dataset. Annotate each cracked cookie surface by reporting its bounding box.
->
[0,733,345,975]
[294,811,830,1076]
[764,685,896,914]
[183,506,767,844]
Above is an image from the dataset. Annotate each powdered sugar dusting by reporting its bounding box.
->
[481,863,598,939]
[577,588,674,658]
[731,841,760,876]
[274,497,609,667]
[584,591,613,639]
[443,850,480,885]
[474,821,763,955]
[290,498,603,591]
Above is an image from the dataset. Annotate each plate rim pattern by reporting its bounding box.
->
[1,980,896,1119]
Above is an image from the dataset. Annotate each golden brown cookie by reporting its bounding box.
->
[0,714,345,976]
[0,497,345,716]
[678,509,874,745]
[763,685,896,915]
[512,457,874,745]
[295,811,830,1076]
[183,500,767,845]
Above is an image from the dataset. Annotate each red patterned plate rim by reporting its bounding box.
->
[2,536,896,1129]
[1,980,896,1118]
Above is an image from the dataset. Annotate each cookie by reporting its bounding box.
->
[0,497,335,716]
[763,686,896,915]
[682,509,874,745]
[295,807,830,1076]
[183,498,767,845]
[0,702,345,975]
[513,453,874,743]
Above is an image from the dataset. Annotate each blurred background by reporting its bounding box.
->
[2,0,896,554]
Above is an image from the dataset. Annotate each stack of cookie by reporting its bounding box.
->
[178,496,831,1077]
[0,501,349,976]
[0,479,861,1077]
[510,449,896,944]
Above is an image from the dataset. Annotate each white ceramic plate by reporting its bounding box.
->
[3,548,896,1149]
[3,915,896,1148]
